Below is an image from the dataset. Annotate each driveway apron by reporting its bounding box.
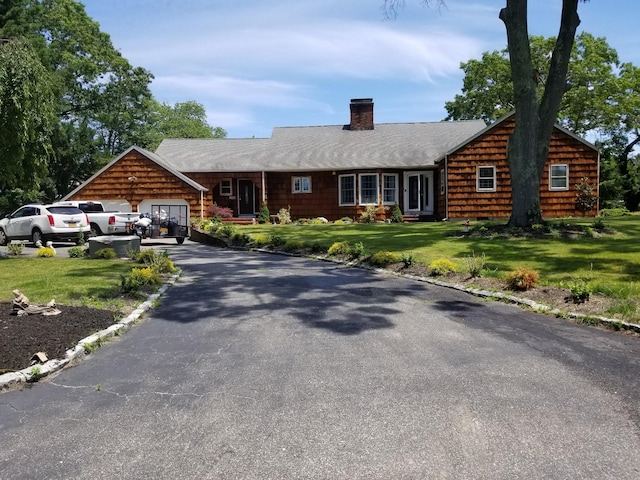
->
[1,242,639,479]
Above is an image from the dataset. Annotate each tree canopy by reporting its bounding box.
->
[0,0,225,214]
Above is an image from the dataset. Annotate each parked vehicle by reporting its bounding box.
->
[130,205,189,244]
[53,201,140,236]
[0,204,90,246]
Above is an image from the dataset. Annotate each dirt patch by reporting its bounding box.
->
[0,302,118,372]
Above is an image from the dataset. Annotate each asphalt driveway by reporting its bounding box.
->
[1,242,639,479]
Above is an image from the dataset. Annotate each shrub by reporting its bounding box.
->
[401,253,415,268]
[309,242,326,254]
[429,258,457,276]
[599,208,630,217]
[215,223,237,238]
[121,267,161,293]
[36,247,56,258]
[390,203,404,223]
[142,250,176,274]
[505,267,539,291]
[206,202,233,219]
[270,233,285,246]
[567,278,592,304]
[369,250,400,267]
[67,246,86,258]
[328,241,351,256]
[7,243,24,256]
[252,233,271,246]
[283,239,305,252]
[333,219,344,225]
[464,251,486,278]
[359,205,377,223]
[276,206,292,224]
[231,231,250,245]
[257,203,270,224]
[350,241,365,259]
[94,248,116,259]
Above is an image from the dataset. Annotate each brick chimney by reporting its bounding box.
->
[348,98,374,131]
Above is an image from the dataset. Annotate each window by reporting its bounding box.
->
[292,176,312,193]
[549,164,569,190]
[440,169,445,195]
[339,174,356,206]
[359,173,379,205]
[220,179,232,196]
[477,166,496,192]
[382,174,398,204]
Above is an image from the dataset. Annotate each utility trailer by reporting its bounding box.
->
[133,204,189,244]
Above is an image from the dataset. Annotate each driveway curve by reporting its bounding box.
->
[1,241,639,479]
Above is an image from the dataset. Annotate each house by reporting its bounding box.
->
[62,99,600,222]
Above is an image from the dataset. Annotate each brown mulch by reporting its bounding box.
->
[0,302,118,372]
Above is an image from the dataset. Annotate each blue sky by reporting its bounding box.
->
[81,0,640,139]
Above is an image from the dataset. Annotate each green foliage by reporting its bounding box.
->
[120,266,161,293]
[401,253,415,268]
[27,366,41,382]
[390,203,404,223]
[277,206,292,224]
[567,278,592,304]
[206,203,233,220]
[36,247,56,258]
[230,231,250,245]
[94,248,116,259]
[283,239,305,252]
[134,249,176,274]
[599,208,631,217]
[67,246,86,258]
[269,233,285,246]
[428,258,457,277]
[575,177,598,215]
[369,250,400,267]
[350,241,365,259]
[359,205,377,223]
[215,224,237,238]
[328,241,351,256]
[251,233,270,246]
[257,203,270,224]
[464,251,486,278]
[505,267,539,291]
[7,243,25,256]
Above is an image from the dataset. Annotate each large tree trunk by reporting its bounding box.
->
[500,0,580,226]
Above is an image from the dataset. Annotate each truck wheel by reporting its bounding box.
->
[90,223,102,237]
[176,237,185,244]
[32,228,45,247]
[0,228,7,246]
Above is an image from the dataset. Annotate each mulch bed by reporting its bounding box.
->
[0,302,117,372]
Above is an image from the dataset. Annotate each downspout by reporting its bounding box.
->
[444,155,449,220]
[596,150,601,215]
[200,190,204,220]
[261,171,266,205]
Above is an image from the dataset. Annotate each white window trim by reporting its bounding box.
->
[359,173,379,205]
[549,164,569,191]
[292,176,312,194]
[477,166,497,192]
[338,174,356,206]
[440,169,445,195]
[382,173,399,205]
[220,179,232,196]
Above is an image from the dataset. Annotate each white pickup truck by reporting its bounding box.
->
[54,201,140,236]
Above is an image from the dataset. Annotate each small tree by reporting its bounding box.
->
[575,176,597,215]
[390,202,404,223]
[257,202,270,224]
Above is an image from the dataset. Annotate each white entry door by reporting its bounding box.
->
[404,171,434,215]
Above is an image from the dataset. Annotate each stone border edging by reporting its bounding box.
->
[0,271,181,393]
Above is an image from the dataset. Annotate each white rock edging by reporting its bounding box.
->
[0,270,181,392]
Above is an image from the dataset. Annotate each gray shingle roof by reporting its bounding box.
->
[155,120,487,173]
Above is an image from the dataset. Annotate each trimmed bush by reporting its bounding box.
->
[257,203,270,224]
[121,267,161,293]
[328,241,351,256]
[283,239,305,252]
[390,203,404,223]
[215,224,237,238]
[35,247,56,258]
[94,248,116,259]
[505,267,539,291]
[350,241,365,259]
[369,250,400,267]
[429,258,457,276]
[67,246,86,258]
[252,233,271,246]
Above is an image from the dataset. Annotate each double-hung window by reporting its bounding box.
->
[477,166,496,192]
[220,179,232,196]
[549,164,569,190]
[339,174,356,206]
[292,176,311,193]
[359,173,379,205]
[382,174,398,205]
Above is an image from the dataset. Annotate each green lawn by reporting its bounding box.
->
[0,258,135,307]
[239,215,640,300]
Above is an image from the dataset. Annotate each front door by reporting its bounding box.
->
[238,180,255,216]
[404,172,434,215]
